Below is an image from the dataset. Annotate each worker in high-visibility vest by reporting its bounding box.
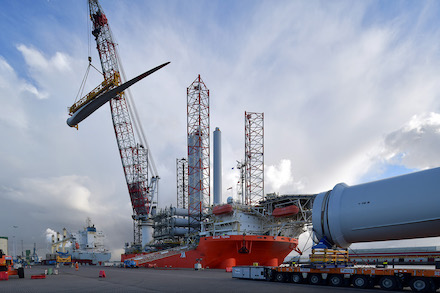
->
[75,262,79,271]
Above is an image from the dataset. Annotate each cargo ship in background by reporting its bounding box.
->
[122,195,314,269]
[44,218,111,265]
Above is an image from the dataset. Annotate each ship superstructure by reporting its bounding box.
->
[202,194,314,239]
[154,194,314,242]
[70,218,110,265]
[48,218,110,265]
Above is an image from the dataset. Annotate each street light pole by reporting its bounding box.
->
[12,225,18,260]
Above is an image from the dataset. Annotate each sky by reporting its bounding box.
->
[1,0,440,260]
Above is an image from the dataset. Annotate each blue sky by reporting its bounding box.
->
[2,0,440,259]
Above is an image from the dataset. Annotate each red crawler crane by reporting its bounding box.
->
[87,0,159,248]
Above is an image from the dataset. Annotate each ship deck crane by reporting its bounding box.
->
[67,0,169,249]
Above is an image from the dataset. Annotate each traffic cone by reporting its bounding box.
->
[99,270,106,278]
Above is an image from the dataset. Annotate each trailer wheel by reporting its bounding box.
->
[328,274,344,287]
[275,272,284,282]
[309,274,323,285]
[352,275,371,289]
[379,276,399,291]
[291,273,303,284]
[18,267,24,279]
[409,277,435,292]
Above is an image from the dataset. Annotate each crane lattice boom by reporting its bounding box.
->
[88,0,158,245]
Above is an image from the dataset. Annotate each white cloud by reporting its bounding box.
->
[0,57,31,128]
[45,228,57,243]
[17,44,72,74]
[266,159,294,192]
[3,175,92,213]
[380,112,440,169]
[16,44,90,101]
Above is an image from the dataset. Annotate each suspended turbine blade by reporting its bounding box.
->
[67,61,170,127]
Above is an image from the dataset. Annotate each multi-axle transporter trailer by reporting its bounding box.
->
[233,167,440,292]
[233,265,440,292]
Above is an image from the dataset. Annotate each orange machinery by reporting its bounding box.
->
[0,249,24,279]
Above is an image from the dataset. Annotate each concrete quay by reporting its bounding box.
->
[0,265,397,292]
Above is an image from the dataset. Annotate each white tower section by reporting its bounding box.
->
[213,127,222,205]
[313,167,440,248]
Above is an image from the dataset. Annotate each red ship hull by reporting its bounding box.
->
[122,235,298,269]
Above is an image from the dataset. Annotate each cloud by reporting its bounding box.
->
[45,228,57,243]
[266,159,294,192]
[2,175,92,213]
[0,56,37,129]
[17,44,70,73]
[381,112,440,169]
[16,44,96,105]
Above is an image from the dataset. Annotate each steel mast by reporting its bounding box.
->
[88,0,158,249]
[244,112,264,205]
[187,75,210,232]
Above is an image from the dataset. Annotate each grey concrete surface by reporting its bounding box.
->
[0,265,408,292]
